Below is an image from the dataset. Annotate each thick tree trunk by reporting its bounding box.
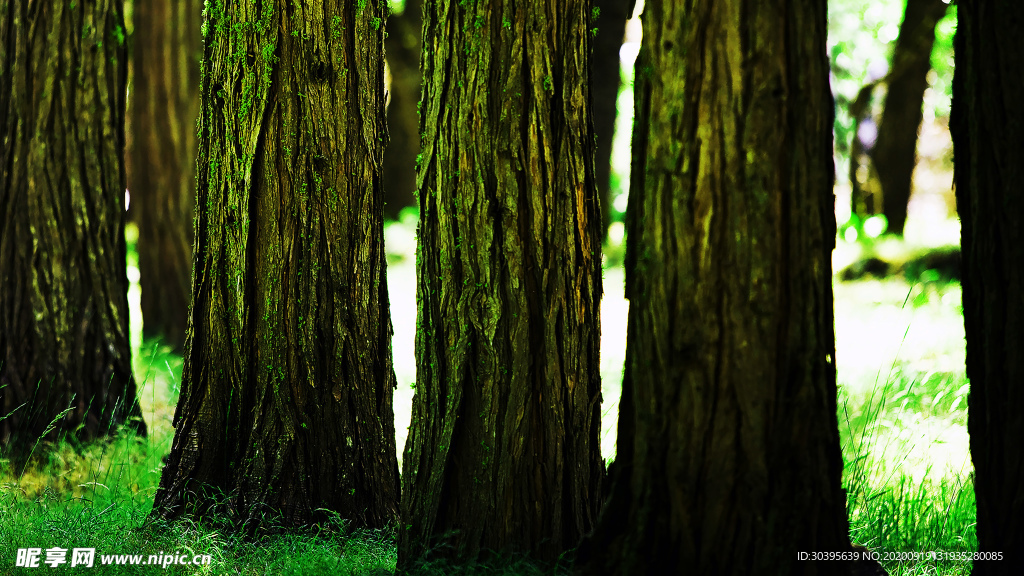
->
[577,0,851,574]
[127,0,201,350]
[382,0,420,220]
[399,0,604,567]
[148,0,399,531]
[872,0,948,236]
[590,0,632,237]
[951,2,1024,573]
[0,0,147,454]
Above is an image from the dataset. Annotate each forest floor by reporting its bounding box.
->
[0,216,973,575]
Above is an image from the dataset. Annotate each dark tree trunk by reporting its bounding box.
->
[127,0,202,351]
[382,0,420,220]
[148,0,399,531]
[399,0,603,567]
[951,2,1024,573]
[590,0,632,237]
[577,0,852,574]
[848,82,881,220]
[871,0,948,236]
[0,0,147,454]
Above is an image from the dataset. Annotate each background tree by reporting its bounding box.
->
[399,0,604,567]
[590,0,633,237]
[871,0,948,235]
[382,0,421,219]
[127,0,202,350]
[951,2,1024,573]
[577,0,852,573]
[0,0,147,453]
[149,0,399,531]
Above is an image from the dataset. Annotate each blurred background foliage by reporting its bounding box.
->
[829,0,957,244]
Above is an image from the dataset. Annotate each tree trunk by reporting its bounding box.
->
[127,0,201,351]
[398,0,604,567]
[848,82,881,221]
[872,0,948,236]
[0,0,147,454]
[382,0,420,220]
[951,2,1024,573]
[590,0,632,237]
[148,0,399,532]
[577,0,851,574]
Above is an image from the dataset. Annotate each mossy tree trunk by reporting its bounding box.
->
[590,0,633,237]
[577,0,851,573]
[398,0,603,567]
[952,2,1024,573]
[127,0,202,351]
[382,0,420,219]
[0,0,147,453]
[148,0,399,531]
[872,0,948,236]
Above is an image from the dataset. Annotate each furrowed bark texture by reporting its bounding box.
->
[951,2,1024,573]
[577,0,851,573]
[148,0,399,530]
[127,0,202,350]
[382,0,420,219]
[399,0,603,567]
[872,0,948,236]
[0,0,146,452]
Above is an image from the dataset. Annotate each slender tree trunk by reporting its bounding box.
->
[577,0,851,573]
[382,0,420,220]
[590,0,632,237]
[848,82,881,221]
[127,0,201,350]
[0,0,146,454]
[872,0,948,236]
[399,0,604,567]
[148,0,399,531]
[951,2,1024,573]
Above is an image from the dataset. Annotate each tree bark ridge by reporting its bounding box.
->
[149,0,399,531]
[1,0,146,453]
[952,1,1024,572]
[578,0,851,573]
[399,0,603,566]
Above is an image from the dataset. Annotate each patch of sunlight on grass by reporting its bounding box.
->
[834,276,964,398]
[834,236,974,575]
[840,373,971,489]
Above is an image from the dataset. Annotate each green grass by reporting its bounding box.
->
[835,266,974,575]
[1,481,397,575]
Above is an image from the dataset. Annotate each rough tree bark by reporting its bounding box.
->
[148,0,399,531]
[0,0,147,454]
[399,0,604,567]
[577,0,852,573]
[127,0,202,350]
[590,0,633,237]
[951,2,1024,573]
[872,0,948,236]
[382,0,420,219]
